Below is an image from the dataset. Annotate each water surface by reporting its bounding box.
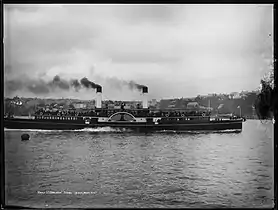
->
[5,120,274,208]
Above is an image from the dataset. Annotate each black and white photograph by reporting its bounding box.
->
[3,4,275,208]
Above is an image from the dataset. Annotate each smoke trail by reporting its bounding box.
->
[103,76,147,92]
[5,72,147,96]
[4,78,50,95]
[27,81,50,94]
[5,80,23,92]
[70,79,82,91]
[128,80,147,91]
[80,77,101,89]
[5,75,103,95]
[48,75,70,90]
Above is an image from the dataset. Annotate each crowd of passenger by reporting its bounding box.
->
[35,109,98,117]
[34,107,212,118]
[149,111,210,117]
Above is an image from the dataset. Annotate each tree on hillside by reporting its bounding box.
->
[255,53,276,120]
[255,77,276,119]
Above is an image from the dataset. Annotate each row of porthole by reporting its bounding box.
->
[37,116,77,120]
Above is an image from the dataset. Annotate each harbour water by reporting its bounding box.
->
[4,120,274,208]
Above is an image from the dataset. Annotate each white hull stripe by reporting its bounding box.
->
[5,119,242,127]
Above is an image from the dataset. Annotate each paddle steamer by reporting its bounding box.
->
[4,87,244,131]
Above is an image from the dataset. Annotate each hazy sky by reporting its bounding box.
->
[4,4,273,100]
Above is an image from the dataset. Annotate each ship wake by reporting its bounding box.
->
[156,129,242,134]
[4,128,242,134]
[4,127,133,133]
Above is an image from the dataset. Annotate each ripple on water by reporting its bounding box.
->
[4,121,274,208]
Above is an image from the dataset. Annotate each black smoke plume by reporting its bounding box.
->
[80,77,101,89]
[4,75,102,96]
[5,73,147,96]
[126,80,147,91]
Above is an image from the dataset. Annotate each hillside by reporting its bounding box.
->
[158,91,258,117]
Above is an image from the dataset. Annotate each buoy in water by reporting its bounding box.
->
[21,133,30,141]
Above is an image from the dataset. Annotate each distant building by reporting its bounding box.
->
[149,99,157,107]
[233,93,241,99]
[87,104,95,109]
[208,93,216,97]
[108,104,115,109]
[229,92,240,99]
[73,102,87,109]
[168,104,175,108]
[198,95,208,98]
[187,102,199,109]
[45,106,50,111]
[239,91,248,98]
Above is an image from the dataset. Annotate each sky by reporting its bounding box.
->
[4,4,273,101]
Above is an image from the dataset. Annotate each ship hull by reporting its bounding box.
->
[4,118,243,131]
